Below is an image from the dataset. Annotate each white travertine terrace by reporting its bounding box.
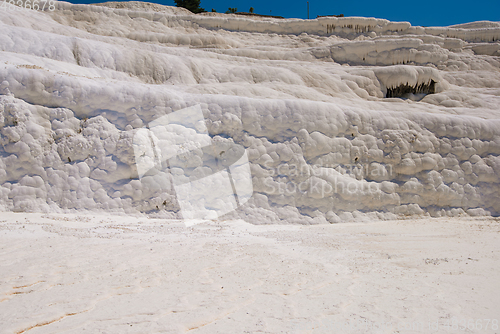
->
[0,1,499,222]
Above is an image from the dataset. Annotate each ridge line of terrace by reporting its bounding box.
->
[55,2,500,42]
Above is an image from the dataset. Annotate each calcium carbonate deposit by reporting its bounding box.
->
[1,1,499,223]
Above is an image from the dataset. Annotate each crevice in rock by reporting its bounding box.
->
[386,80,436,98]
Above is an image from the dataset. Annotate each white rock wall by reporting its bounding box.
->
[1,87,499,221]
[0,2,499,222]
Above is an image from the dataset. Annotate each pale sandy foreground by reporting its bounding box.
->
[0,213,499,334]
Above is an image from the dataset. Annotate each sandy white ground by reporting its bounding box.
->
[0,213,499,333]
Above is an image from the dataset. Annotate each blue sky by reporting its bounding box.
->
[67,0,499,27]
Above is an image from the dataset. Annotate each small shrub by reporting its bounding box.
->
[174,0,205,14]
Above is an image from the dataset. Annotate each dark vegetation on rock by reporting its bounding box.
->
[386,80,436,98]
[174,0,205,13]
